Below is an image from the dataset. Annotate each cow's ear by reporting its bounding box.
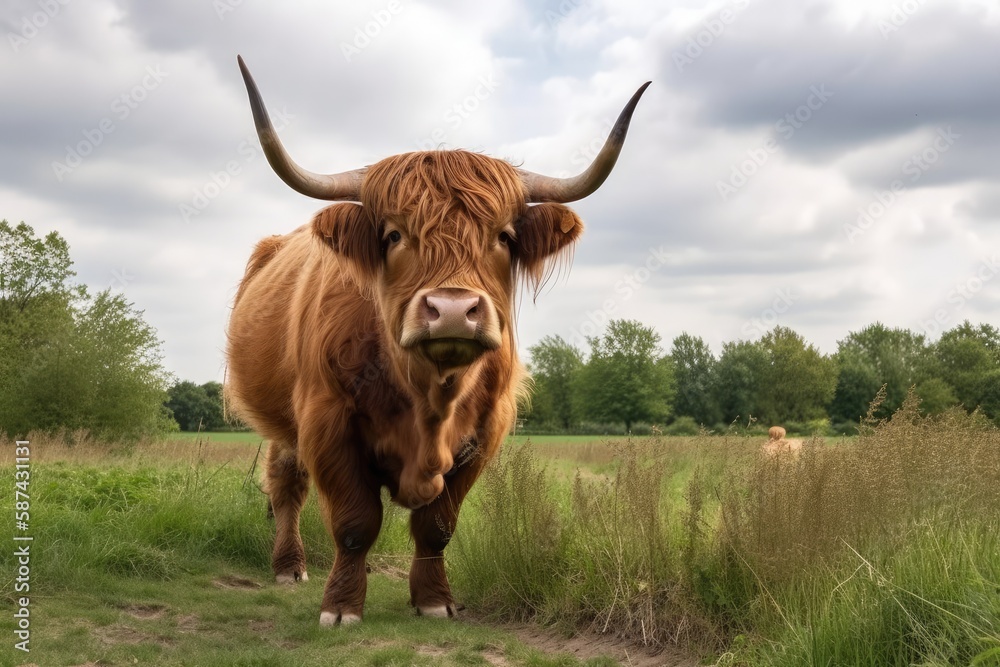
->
[513,203,583,295]
[312,203,381,281]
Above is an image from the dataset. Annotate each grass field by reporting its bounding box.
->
[0,436,638,666]
[4,399,1000,666]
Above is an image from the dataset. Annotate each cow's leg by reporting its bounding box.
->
[296,399,383,625]
[263,440,310,584]
[312,469,383,626]
[408,442,486,617]
[296,398,383,625]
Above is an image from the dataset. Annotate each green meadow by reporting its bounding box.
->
[3,396,999,666]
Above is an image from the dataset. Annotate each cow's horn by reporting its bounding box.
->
[238,55,366,201]
[519,82,650,203]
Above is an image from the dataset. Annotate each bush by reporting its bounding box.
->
[783,417,831,436]
[829,419,859,436]
[1,221,172,441]
[665,416,701,436]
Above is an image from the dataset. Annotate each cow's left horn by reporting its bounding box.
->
[238,56,366,201]
[519,82,650,203]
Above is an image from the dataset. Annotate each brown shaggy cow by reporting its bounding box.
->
[768,426,786,441]
[226,56,648,626]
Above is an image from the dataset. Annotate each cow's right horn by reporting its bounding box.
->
[518,81,650,203]
[238,56,366,201]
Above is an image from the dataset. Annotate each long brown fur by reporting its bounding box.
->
[227,150,582,622]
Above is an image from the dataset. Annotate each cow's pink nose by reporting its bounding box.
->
[422,290,481,339]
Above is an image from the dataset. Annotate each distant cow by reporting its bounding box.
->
[226,56,649,626]
[768,426,786,441]
[762,437,803,458]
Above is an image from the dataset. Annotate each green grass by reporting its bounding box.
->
[1,561,630,666]
[0,438,623,667]
[5,398,998,666]
[2,562,615,666]
[744,521,1000,666]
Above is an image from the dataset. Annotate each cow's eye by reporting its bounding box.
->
[385,230,402,245]
[498,231,513,248]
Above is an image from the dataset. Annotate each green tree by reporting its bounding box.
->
[829,323,931,422]
[76,291,175,439]
[1,291,81,434]
[576,320,673,432]
[526,335,583,430]
[0,220,75,317]
[714,339,767,425]
[930,321,1000,423]
[669,332,720,425]
[166,381,226,431]
[754,326,838,423]
[0,220,173,440]
[829,346,880,423]
[913,377,959,416]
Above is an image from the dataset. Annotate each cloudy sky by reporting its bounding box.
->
[3,0,999,383]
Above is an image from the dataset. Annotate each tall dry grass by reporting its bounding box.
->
[452,391,1000,664]
[452,435,746,654]
[720,390,1000,582]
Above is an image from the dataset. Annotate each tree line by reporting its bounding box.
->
[4,220,997,440]
[525,319,1000,435]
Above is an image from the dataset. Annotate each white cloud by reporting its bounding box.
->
[2,0,999,382]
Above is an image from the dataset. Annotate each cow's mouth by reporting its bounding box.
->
[419,338,487,368]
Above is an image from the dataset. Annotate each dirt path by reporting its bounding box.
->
[469,617,700,667]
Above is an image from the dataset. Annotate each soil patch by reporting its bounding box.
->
[176,613,200,633]
[482,648,511,666]
[94,624,173,648]
[416,645,448,658]
[474,619,699,667]
[248,619,274,633]
[212,574,263,590]
[122,603,167,620]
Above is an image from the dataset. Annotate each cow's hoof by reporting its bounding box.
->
[320,611,361,626]
[275,570,308,584]
[417,603,458,618]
